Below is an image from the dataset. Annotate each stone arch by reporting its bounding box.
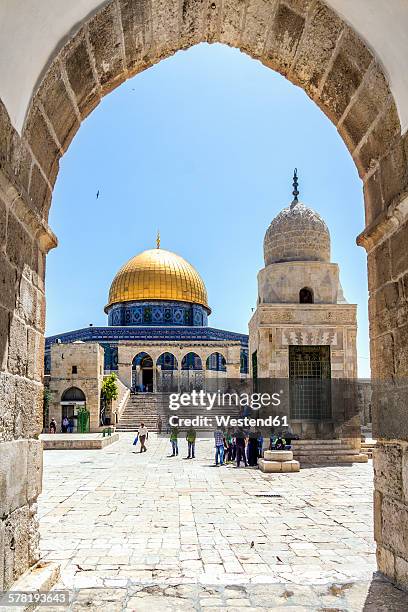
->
[61,386,86,402]
[206,351,227,372]
[181,352,203,371]
[0,0,407,591]
[156,351,178,370]
[132,351,154,392]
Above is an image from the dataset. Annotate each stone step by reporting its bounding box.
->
[295,453,368,464]
[292,439,345,445]
[293,448,362,457]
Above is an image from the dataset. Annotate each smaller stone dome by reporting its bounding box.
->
[264,201,330,265]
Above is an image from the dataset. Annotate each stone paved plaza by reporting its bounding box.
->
[35,434,408,610]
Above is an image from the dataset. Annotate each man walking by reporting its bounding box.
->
[235,430,247,468]
[214,428,225,466]
[138,422,148,453]
[186,426,196,459]
[170,426,179,456]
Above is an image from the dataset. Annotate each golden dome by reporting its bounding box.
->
[105,248,210,312]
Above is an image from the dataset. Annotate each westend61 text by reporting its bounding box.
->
[168,390,281,411]
[168,415,289,428]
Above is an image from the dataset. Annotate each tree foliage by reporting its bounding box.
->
[101,373,119,404]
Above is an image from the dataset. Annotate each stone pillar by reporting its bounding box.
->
[0,163,57,589]
[153,365,157,393]
[359,200,408,589]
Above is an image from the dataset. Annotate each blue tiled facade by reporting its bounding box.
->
[107,300,208,327]
[45,325,249,374]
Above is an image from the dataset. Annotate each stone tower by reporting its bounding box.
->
[249,171,358,439]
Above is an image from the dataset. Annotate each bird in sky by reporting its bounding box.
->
[96,190,100,199]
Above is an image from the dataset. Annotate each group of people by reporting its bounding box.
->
[133,422,292,466]
[48,416,74,434]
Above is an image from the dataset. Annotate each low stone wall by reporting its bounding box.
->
[40,433,119,450]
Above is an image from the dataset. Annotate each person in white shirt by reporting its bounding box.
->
[138,422,148,453]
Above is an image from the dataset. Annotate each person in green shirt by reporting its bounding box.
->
[186,427,196,459]
[170,426,179,456]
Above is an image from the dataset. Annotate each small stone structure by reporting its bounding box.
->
[258,449,300,473]
[249,177,359,443]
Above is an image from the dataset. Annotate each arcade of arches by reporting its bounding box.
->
[1,0,408,593]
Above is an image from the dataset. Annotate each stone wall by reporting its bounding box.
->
[0,0,407,591]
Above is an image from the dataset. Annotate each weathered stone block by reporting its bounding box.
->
[204,0,222,43]
[88,3,126,93]
[0,196,6,249]
[367,240,391,295]
[264,449,293,461]
[0,373,16,442]
[9,132,32,194]
[373,444,403,501]
[395,554,408,589]
[6,212,33,272]
[27,440,43,504]
[394,323,408,378]
[374,489,382,543]
[64,34,100,119]
[219,0,246,46]
[7,316,28,377]
[24,106,60,185]
[342,67,389,152]
[27,328,44,382]
[0,519,4,591]
[370,334,395,380]
[0,98,13,163]
[381,497,408,560]
[381,136,408,207]
[35,62,79,152]
[29,164,52,215]
[180,0,206,47]
[291,2,342,96]
[263,3,305,76]
[320,48,365,123]
[240,0,276,58]
[0,253,17,312]
[358,102,400,177]
[0,439,28,518]
[363,169,383,225]
[0,305,9,373]
[377,544,395,580]
[120,0,152,73]
[4,505,30,590]
[14,378,42,439]
[391,218,408,280]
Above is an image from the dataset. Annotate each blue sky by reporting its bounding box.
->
[47,43,370,377]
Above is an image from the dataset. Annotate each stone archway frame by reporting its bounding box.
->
[0,0,408,592]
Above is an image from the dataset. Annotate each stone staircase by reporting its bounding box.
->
[116,393,163,431]
[292,439,369,465]
[361,439,377,459]
[116,392,243,432]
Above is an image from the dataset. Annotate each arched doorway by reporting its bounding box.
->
[206,351,227,380]
[181,352,203,391]
[156,352,178,392]
[132,352,154,392]
[60,386,86,432]
[0,0,407,591]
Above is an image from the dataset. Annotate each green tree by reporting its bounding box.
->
[101,373,119,404]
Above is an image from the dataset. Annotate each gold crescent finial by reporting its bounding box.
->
[156,229,160,249]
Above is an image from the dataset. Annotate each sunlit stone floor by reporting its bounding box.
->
[35,433,408,610]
